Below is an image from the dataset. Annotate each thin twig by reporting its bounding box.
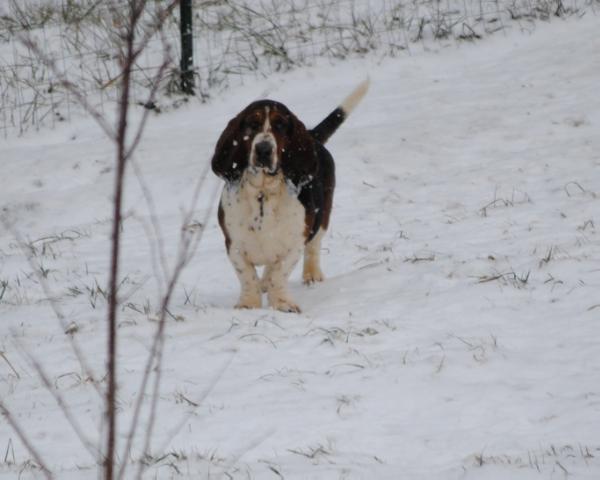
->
[0,402,53,480]
[131,1,180,62]
[135,184,219,480]
[16,339,102,463]
[125,33,173,160]
[128,159,169,289]
[1,220,102,397]
[118,161,217,480]
[17,35,116,141]
[104,1,142,476]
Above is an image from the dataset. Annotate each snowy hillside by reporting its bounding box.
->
[1,12,600,480]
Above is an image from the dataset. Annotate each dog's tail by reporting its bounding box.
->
[310,78,370,144]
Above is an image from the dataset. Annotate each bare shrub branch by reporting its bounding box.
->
[5,2,185,479]
[117,163,218,480]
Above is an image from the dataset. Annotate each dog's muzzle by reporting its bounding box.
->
[255,141,273,167]
[251,137,278,175]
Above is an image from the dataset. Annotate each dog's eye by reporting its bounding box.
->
[246,119,261,131]
[272,118,287,133]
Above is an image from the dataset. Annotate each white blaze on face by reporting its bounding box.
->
[263,106,271,133]
[249,106,278,172]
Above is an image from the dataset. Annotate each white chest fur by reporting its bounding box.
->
[221,171,305,267]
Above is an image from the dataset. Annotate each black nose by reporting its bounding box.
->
[255,141,273,167]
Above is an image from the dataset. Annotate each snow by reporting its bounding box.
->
[1,14,600,480]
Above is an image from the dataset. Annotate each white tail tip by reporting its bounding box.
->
[341,77,370,115]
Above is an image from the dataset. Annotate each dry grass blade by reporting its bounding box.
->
[476,269,531,287]
[0,351,20,379]
[564,181,587,197]
[155,354,234,456]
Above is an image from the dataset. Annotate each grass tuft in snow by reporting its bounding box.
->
[1,0,596,136]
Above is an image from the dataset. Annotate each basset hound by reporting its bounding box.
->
[211,80,369,313]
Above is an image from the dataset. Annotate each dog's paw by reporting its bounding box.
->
[235,294,262,309]
[303,269,324,285]
[270,297,301,313]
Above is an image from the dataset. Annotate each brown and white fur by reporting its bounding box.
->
[211,79,369,312]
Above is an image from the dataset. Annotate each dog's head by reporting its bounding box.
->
[211,100,318,186]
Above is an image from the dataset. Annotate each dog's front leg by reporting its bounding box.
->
[303,228,326,284]
[264,247,303,313]
[228,247,262,309]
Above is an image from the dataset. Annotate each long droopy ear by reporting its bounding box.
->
[281,114,318,187]
[211,113,247,182]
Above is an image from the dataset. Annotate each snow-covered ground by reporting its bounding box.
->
[1,13,600,480]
